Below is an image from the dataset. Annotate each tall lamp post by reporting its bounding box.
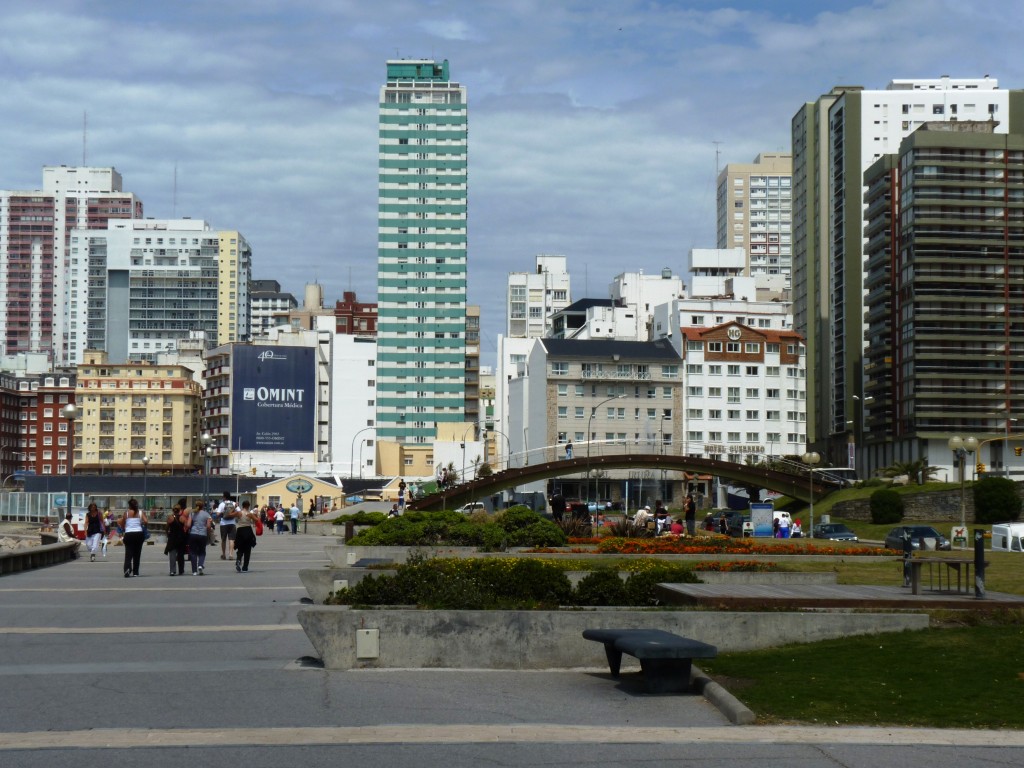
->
[63,404,78,514]
[349,427,375,480]
[587,394,626,504]
[948,436,978,533]
[141,455,150,512]
[658,414,671,500]
[490,428,511,472]
[200,432,213,512]
[801,451,820,538]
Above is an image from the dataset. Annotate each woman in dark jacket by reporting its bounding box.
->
[164,505,189,576]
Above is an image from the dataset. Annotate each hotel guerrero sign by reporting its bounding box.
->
[231,346,316,452]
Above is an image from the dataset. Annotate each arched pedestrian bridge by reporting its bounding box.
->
[409,447,844,512]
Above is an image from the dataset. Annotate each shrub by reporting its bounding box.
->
[973,476,1023,524]
[869,488,904,524]
[573,569,628,606]
[344,508,566,550]
[330,510,386,526]
[623,565,698,605]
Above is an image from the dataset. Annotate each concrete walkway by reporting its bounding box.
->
[0,524,1022,767]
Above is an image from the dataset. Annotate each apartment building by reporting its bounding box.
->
[376,59,468,444]
[0,166,142,363]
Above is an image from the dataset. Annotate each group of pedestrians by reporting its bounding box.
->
[64,491,309,578]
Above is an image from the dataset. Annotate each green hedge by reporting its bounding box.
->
[346,506,567,550]
[328,559,699,609]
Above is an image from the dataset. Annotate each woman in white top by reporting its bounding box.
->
[119,498,148,578]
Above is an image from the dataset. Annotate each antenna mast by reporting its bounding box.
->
[172,163,178,218]
[713,141,722,178]
[82,111,88,165]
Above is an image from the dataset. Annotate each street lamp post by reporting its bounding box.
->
[490,428,511,471]
[200,432,213,512]
[587,394,626,504]
[801,451,820,538]
[63,404,78,514]
[141,455,150,512]
[948,436,979,534]
[659,414,670,500]
[349,427,375,480]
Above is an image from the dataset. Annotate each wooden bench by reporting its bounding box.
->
[582,628,717,693]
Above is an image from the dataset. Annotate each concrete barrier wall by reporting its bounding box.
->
[0,541,79,576]
[297,607,928,670]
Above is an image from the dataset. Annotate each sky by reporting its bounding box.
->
[2,0,1022,360]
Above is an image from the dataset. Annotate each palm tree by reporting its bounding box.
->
[880,458,938,484]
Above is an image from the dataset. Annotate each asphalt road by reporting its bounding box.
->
[1,523,1023,767]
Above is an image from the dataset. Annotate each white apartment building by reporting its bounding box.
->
[608,269,685,340]
[0,166,142,364]
[249,279,298,338]
[680,321,807,462]
[506,255,571,338]
[716,153,792,298]
[67,219,252,364]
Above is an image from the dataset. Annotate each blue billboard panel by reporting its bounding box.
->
[231,346,316,452]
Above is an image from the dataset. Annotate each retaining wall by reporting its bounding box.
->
[0,541,79,576]
[297,607,928,670]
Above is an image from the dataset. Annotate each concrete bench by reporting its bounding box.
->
[582,628,717,693]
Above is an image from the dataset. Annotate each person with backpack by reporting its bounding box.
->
[233,500,258,573]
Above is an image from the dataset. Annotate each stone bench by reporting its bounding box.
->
[582,628,717,693]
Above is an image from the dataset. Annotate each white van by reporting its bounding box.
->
[991,523,1024,552]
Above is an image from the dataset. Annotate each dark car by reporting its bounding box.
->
[812,523,859,541]
[726,512,751,538]
[883,525,951,552]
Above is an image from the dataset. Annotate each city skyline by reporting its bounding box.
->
[2,1,1022,352]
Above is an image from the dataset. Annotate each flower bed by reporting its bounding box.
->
[593,536,888,556]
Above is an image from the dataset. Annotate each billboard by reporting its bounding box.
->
[231,346,316,452]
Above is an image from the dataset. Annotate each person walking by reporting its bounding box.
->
[274,505,286,534]
[216,492,237,561]
[565,440,574,460]
[233,500,258,572]
[188,501,213,575]
[84,503,105,562]
[120,499,147,578]
[289,500,300,534]
[684,493,697,536]
[164,505,189,576]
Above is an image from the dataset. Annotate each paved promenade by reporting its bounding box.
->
[1,524,1023,767]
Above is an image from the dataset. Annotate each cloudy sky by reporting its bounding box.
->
[2,0,1021,359]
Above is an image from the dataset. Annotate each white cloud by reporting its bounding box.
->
[1,0,1023,356]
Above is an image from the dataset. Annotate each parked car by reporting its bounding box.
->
[883,525,951,551]
[812,523,859,541]
[726,512,752,538]
[456,502,487,514]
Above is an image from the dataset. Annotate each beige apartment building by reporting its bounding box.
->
[72,350,201,473]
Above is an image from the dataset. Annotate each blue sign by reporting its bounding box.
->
[231,346,316,452]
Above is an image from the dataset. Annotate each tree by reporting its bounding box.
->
[880,458,939,484]
[869,489,904,524]
[973,477,1022,524]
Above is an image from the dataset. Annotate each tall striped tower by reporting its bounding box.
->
[376,59,468,443]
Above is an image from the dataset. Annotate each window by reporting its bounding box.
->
[727,387,741,403]
[551,362,568,376]
[727,409,741,420]
[766,388,780,399]
[746,388,759,398]
[557,406,568,418]
[709,431,722,441]
[728,432,741,442]
[708,342,722,352]
[746,432,760,442]
[746,410,759,420]
[766,366,780,377]
[766,410,781,421]
[661,365,679,378]
[708,364,722,375]
[745,365,759,376]
[766,343,780,354]
[726,342,740,353]
[727,364,740,376]
[686,340,703,351]
[688,431,703,441]
[575,407,585,419]
[687,408,703,419]
[708,387,722,398]
[686,364,702,375]
[708,409,722,419]
[687,386,703,397]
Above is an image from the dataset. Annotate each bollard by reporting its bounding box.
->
[902,528,913,587]
[974,528,986,599]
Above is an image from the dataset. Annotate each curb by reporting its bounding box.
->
[692,665,755,725]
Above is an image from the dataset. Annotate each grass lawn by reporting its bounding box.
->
[700,619,1024,727]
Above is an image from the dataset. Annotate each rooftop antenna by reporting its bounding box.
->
[713,140,722,177]
[172,162,178,218]
[82,111,87,165]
